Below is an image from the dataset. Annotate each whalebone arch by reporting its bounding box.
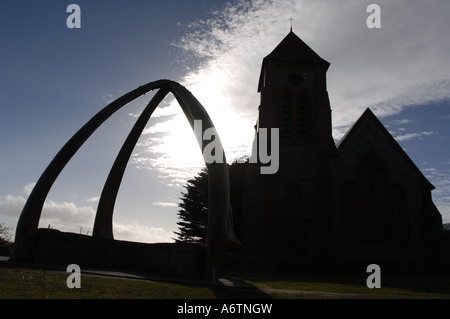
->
[13,80,239,280]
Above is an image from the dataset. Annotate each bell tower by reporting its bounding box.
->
[256,31,333,149]
[241,31,335,260]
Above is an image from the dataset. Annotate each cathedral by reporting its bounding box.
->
[238,31,448,273]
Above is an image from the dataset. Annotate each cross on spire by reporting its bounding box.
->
[289,18,294,32]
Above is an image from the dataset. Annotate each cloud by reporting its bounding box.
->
[394,131,434,141]
[0,186,174,243]
[102,89,124,104]
[172,0,450,140]
[113,222,175,243]
[39,200,96,233]
[0,194,26,218]
[152,201,178,208]
[102,93,115,104]
[127,112,140,119]
[0,190,96,237]
[141,115,179,135]
[86,196,100,203]
[129,0,449,202]
[0,183,37,220]
[391,119,413,125]
[23,182,36,196]
[0,181,97,235]
[130,108,206,186]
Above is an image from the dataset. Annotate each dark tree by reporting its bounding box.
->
[175,158,249,243]
[0,224,13,256]
[175,169,209,243]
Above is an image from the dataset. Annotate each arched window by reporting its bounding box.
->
[280,90,294,138]
[296,89,310,141]
[355,152,390,240]
[340,180,357,236]
[390,183,409,242]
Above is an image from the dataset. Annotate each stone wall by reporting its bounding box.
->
[30,228,206,279]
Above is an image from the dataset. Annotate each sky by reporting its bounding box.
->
[1,0,449,243]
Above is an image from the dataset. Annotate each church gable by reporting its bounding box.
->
[335,108,438,244]
[337,108,433,192]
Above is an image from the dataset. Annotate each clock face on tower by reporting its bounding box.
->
[276,70,315,89]
[288,73,303,86]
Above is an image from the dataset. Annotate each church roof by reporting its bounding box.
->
[337,108,435,190]
[264,31,330,66]
[258,31,329,92]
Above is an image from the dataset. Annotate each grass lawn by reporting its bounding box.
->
[0,267,268,299]
[1,268,214,299]
[1,267,450,299]
[240,271,450,299]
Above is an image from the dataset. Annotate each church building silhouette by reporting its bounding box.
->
[238,31,448,273]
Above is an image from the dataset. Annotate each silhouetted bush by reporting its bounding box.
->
[0,224,13,256]
[0,239,13,256]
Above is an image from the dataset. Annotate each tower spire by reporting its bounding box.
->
[289,18,294,32]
